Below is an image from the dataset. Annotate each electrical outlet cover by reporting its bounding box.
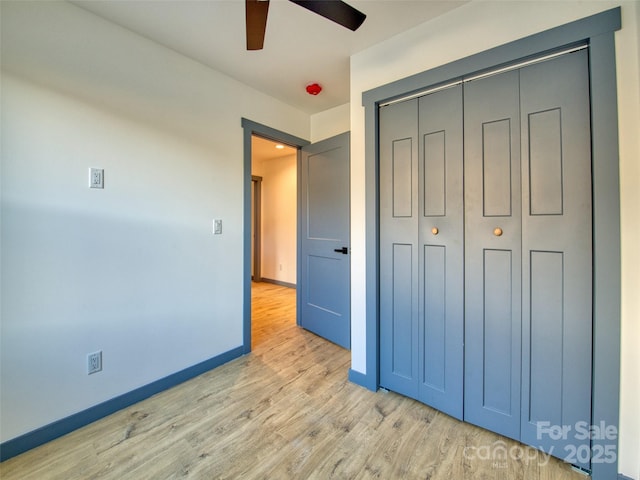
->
[88,351,102,374]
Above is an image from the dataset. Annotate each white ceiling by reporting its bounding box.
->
[252,134,297,164]
[72,0,468,115]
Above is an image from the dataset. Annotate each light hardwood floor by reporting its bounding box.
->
[1,282,584,479]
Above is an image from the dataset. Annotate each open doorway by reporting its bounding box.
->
[241,119,309,354]
[250,134,298,349]
[243,119,351,352]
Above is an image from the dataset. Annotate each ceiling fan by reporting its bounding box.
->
[246,0,366,50]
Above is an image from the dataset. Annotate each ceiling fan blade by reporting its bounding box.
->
[246,0,270,50]
[289,0,366,31]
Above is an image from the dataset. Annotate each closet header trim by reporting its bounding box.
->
[379,44,587,108]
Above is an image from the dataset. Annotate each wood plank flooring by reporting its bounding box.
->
[1,282,584,479]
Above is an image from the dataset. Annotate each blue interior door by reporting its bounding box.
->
[299,132,350,349]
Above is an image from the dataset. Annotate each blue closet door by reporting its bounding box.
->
[379,49,593,469]
[417,85,464,420]
[379,99,420,398]
[379,85,464,420]
[519,50,592,470]
[463,69,523,441]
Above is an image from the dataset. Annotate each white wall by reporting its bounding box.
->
[349,2,640,478]
[310,103,350,143]
[252,154,297,285]
[0,1,309,443]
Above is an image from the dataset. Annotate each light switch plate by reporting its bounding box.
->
[89,168,104,189]
[213,219,222,235]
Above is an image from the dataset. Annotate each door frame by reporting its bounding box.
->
[251,175,263,282]
[359,8,622,480]
[241,119,309,353]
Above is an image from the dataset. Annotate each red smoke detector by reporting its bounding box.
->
[306,83,322,95]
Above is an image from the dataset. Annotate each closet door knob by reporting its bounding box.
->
[431,227,439,235]
[493,227,503,237]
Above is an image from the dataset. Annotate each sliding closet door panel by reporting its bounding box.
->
[520,50,592,468]
[380,99,420,398]
[418,85,464,419]
[464,70,522,440]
